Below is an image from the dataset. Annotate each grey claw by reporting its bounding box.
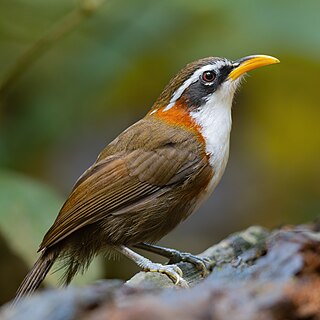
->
[170,253,212,276]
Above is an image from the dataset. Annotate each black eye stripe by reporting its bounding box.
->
[172,61,234,112]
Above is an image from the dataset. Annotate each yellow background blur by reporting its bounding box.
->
[0,0,319,304]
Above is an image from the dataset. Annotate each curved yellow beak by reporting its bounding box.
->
[228,55,280,81]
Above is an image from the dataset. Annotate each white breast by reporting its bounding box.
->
[190,81,235,200]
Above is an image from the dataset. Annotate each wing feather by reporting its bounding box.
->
[40,141,207,250]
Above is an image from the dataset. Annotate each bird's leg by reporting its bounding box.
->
[115,245,187,286]
[134,242,211,276]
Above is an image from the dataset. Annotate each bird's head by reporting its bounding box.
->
[148,55,279,136]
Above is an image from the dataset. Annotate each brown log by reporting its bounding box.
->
[2,223,320,320]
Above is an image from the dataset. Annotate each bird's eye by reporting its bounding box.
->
[202,71,216,83]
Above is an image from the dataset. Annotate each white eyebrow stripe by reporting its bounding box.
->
[163,64,216,112]
[213,59,229,70]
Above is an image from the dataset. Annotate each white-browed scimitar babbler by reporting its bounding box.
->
[14,54,279,303]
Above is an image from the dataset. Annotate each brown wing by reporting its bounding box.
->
[39,144,206,250]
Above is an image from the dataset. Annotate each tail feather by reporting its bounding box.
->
[13,250,58,305]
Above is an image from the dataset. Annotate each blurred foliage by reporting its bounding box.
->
[0,0,319,302]
[0,170,61,262]
[0,170,102,290]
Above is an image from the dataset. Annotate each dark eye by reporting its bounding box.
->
[202,71,216,83]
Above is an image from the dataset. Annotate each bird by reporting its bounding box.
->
[14,54,279,303]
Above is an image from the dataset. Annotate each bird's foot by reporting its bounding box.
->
[143,262,188,286]
[134,243,212,277]
[116,246,188,286]
[168,251,212,276]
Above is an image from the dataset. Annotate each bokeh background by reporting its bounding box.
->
[0,0,319,304]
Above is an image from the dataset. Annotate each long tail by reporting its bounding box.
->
[13,250,58,305]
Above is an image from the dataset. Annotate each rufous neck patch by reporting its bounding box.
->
[148,99,206,147]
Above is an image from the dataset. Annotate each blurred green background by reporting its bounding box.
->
[0,0,319,304]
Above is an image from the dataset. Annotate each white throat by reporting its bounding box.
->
[190,81,236,194]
